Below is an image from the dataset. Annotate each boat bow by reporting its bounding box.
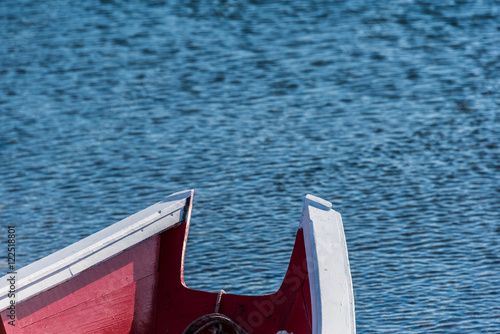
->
[0,190,193,312]
[0,191,355,334]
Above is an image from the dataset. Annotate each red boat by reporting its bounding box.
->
[0,190,355,333]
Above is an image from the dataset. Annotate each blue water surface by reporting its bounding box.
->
[1,0,499,332]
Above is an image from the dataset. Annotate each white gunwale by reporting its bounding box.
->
[301,194,356,334]
[0,190,193,311]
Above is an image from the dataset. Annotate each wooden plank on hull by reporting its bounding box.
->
[301,194,356,334]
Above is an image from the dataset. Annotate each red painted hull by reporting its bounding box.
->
[1,197,313,334]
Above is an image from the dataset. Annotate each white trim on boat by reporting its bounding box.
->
[301,194,356,334]
[0,190,193,311]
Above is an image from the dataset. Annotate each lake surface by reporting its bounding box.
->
[1,0,499,332]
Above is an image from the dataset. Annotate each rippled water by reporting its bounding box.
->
[1,0,499,332]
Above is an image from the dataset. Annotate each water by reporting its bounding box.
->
[1,0,499,332]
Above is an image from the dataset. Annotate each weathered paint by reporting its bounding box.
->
[0,232,160,333]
